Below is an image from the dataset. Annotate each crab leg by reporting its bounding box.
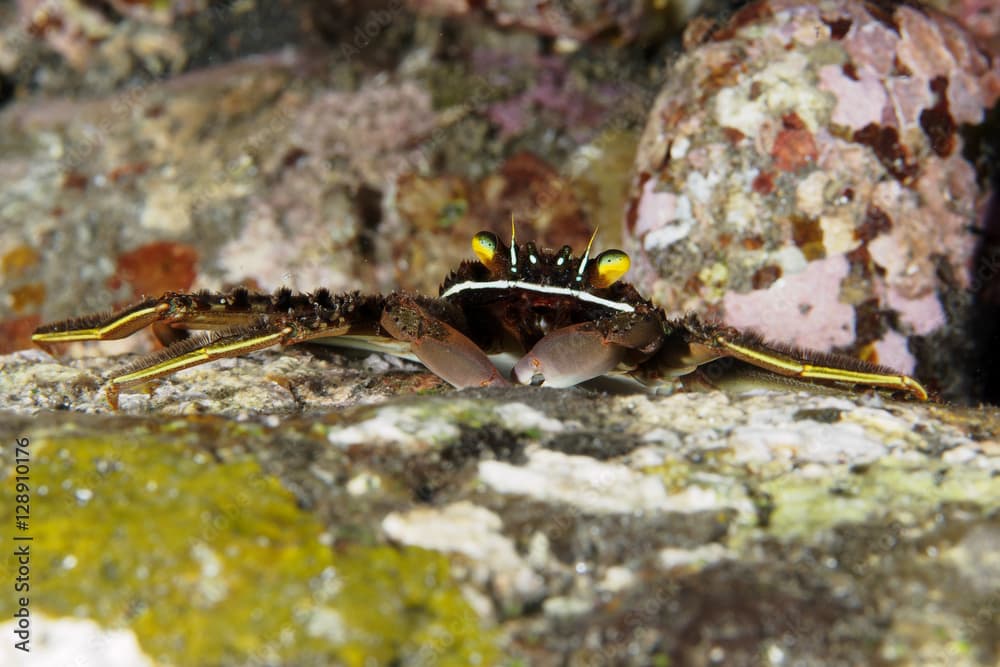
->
[512,311,663,387]
[380,294,509,388]
[705,336,928,400]
[104,315,366,408]
[103,321,292,408]
[31,299,171,350]
[30,288,301,351]
[648,317,929,401]
[33,288,388,407]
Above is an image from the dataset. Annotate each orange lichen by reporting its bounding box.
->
[109,241,198,297]
[857,342,880,365]
[919,77,957,158]
[62,171,89,191]
[9,283,46,313]
[824,16,852,40]
[2,245,40,278]
[771,113,818,172]
[752,171,775,195]
[721,126,746,144]
[108,162,150,183]
[0,315,40,354]
[854,205,893,243]
[852,123,918,182]
[752,265,782,289]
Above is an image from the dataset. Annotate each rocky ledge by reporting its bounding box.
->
[1,348,998,665]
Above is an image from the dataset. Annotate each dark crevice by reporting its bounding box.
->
[963,101,1000,404]
[0,74,14,110]
[354,184,382,263]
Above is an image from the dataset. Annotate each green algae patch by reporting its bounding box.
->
[0,431,498,665]
[333,545,499,666]
[758,459,1000,541]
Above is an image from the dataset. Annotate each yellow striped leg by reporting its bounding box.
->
[105,324,292,409]
[699,337,929,401]
[31,302,170,349]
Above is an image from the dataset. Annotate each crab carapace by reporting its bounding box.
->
[32,229,929,408]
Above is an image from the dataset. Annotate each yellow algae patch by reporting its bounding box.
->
[0,431,497,665]
[333,545,498,667]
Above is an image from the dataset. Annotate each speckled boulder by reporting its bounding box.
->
[625,0,999,400]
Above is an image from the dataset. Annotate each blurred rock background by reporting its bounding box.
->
[1,0,997,404]
[1,0,997,401]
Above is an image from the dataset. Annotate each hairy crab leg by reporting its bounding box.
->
[31,288,316,351]
[33,288,392,408]
[706,337,928,400]
[512,310,664,387]
[32,299,170,350]
[655,316,929,401]
[104,313,367,408]
[380,294,509,388]
[104,321,296,409]
[103,311,369,408]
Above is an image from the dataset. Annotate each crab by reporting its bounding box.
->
[32,229,929,408]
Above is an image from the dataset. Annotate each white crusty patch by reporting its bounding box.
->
[714,51,827,136]
[382,501,545,602]
[478,448,723,515]
[383,501,520,568]
[659,543,734,570]
[0,615,155,666]
[726,421,888,465]
[641,187,695,251]
[492,403,565,433]
[327,405,460,447]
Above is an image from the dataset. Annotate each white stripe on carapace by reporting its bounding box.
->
[440,280,635,312]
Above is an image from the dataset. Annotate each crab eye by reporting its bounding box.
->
[472,231,499,265]
[591,250,630,288]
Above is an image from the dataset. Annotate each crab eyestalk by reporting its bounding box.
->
[587,249,631,288]
[472,230,510,276]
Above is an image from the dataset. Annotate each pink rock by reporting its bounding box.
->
[873,329,916,375]
[819,63,887,132]
[722,255,855,351]
[886,288,946,337]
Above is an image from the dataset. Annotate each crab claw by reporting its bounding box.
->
[381,295,509,388]
[512,322,628,387]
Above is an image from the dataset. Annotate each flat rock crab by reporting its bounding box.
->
[32,229,928,408]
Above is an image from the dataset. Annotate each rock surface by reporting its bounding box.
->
[1,0,998,665]
[2,348,999,665]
